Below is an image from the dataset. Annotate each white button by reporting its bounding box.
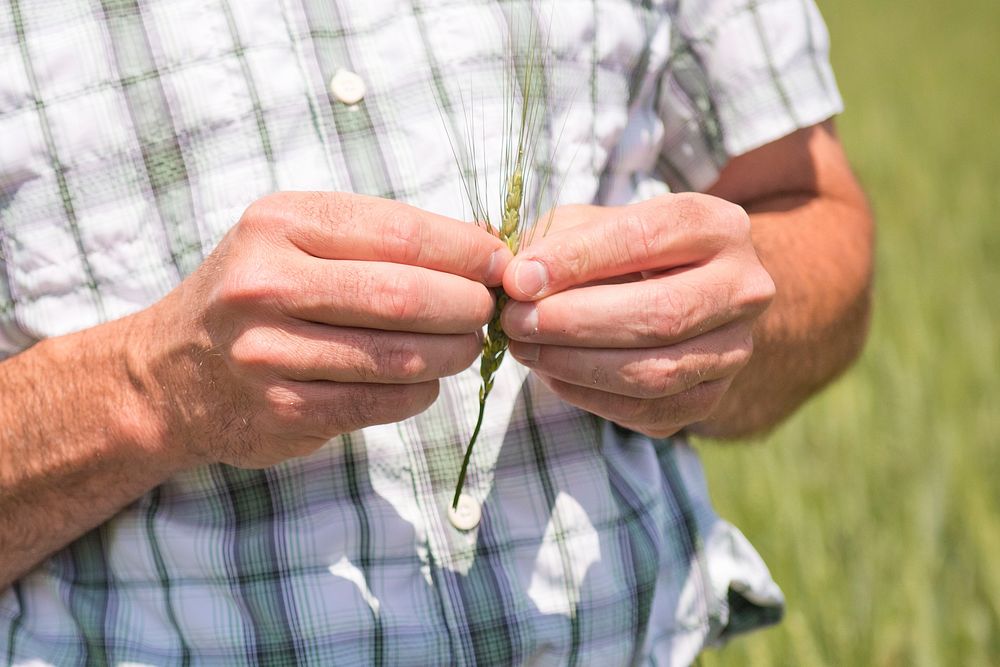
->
[329,69,366,105]
[447,494,481,531]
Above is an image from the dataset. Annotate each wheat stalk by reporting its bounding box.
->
[445,22,557,509]
[451,163,522,510]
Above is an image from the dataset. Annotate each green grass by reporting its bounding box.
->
[698,1,1000,665]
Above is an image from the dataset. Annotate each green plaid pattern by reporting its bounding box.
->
[0,0,840,664]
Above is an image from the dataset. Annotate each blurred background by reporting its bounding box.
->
[698,0,1000,665]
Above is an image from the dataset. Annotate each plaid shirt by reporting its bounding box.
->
[0,0,841,664]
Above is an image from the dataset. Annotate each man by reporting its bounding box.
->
[0,0,872,664]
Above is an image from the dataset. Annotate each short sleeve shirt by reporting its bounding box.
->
[0,1,842,665]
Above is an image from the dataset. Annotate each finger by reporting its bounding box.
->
[255,192,512,285]
[503,194,748,299]
[508,324,752,399]
[230,323,481,384]
[535,373,731,438]
[274,258,496,334]
[262,379,440,439]
[501,261,772,347]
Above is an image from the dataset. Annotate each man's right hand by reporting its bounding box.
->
[134,192,510,468]
[0,191,508,587]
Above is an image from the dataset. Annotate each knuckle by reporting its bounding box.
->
[380,210,424,265]
[241,193,281,227]
[749,268,777,309]
[641,288,688,341]
[228,327,280,372]
[240,193,297,239]
[733,266,775,318]
[376,270,427,325]
[337,263,369,306]
[717,198,751,235]
[214,260,287,310]
[633,357,681,398]
[612,211,657,267]
[648,316,683,345]
[263,384,308,428]
[384,338,428,381]
[729,203,752,236]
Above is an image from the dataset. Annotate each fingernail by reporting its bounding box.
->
[504,302,539,337]
[486,249,505,285]
[513,342,541,363]
[514,260,548,297]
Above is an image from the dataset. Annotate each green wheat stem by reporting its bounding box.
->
[448,17,552,508]
[451,164,522,509]
[452,399,486,510]
[451,294,511,510]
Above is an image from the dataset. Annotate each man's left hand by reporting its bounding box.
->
[502,193,775,438]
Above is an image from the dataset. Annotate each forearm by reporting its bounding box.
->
[0,313,188,589]
[693,191,874,438]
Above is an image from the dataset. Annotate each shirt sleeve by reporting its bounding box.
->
[0,256,31,360]
[656,0,844,192]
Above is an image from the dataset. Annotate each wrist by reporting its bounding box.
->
[86,300,209,474]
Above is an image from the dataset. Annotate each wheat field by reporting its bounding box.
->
[698,1,1000,665]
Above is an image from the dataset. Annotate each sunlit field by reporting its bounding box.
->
[699,0,1000,664]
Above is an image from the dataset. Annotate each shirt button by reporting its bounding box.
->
[329,68,366,105]
[447,494,481,531]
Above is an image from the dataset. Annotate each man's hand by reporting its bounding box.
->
[502,194,775,438]
[0,191,508,587]
[136,191,509,468]
[503,122,873,440]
